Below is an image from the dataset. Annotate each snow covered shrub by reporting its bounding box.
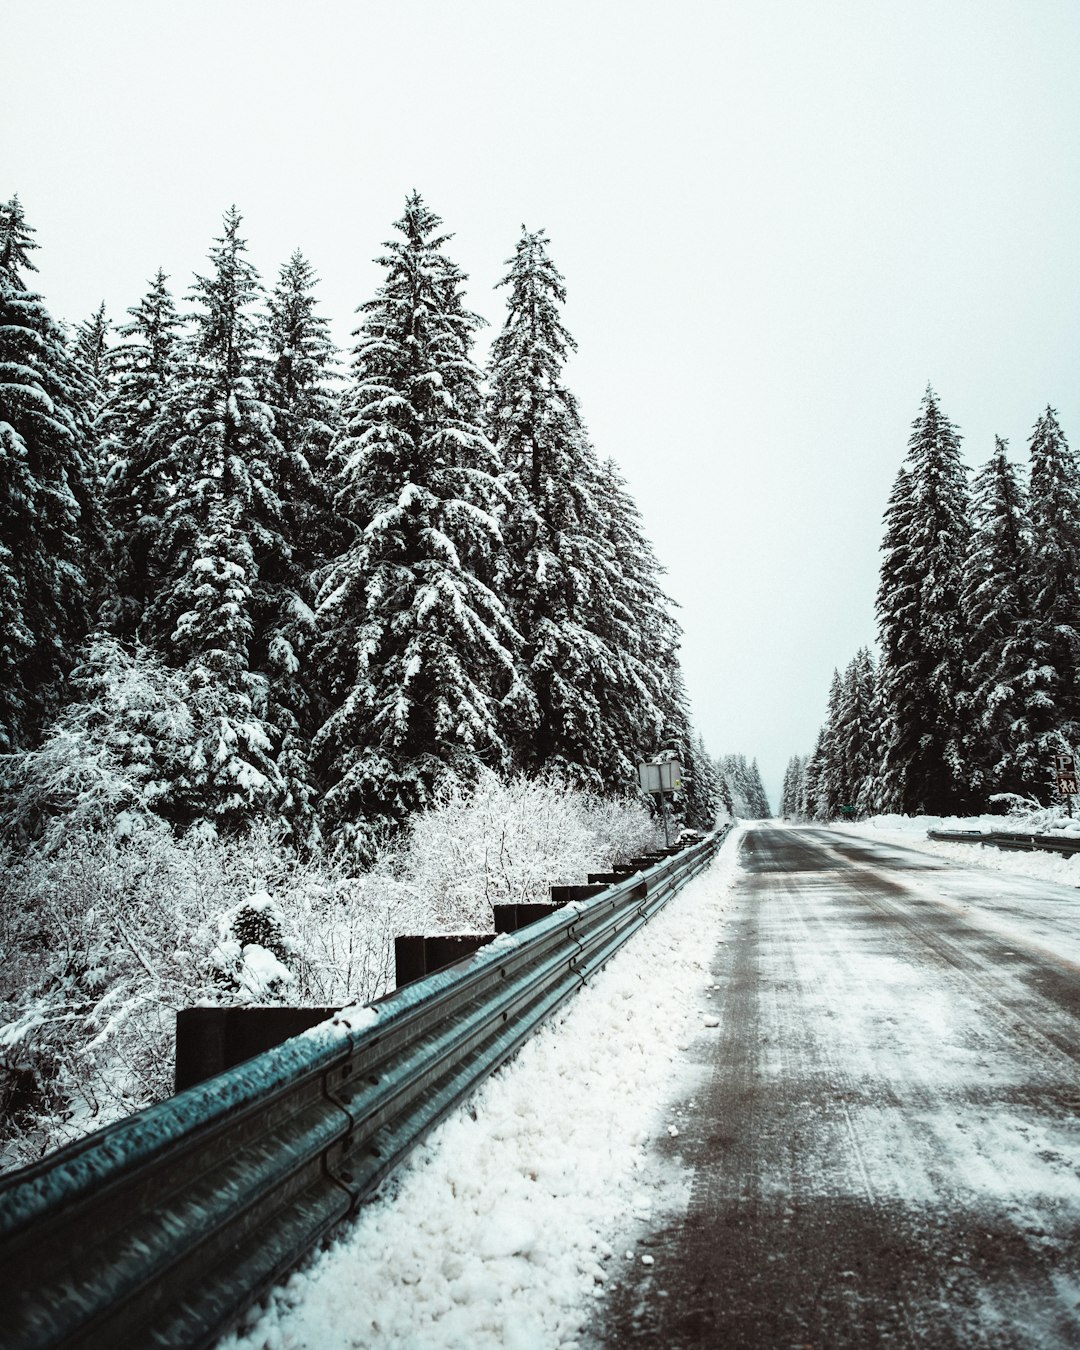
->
[211,893,296,1002]
[577,789,660,867]
[278,869,420,1008]
[0,637,197,849]
[386,770,660,931]
[0,770,659,1171]
[0,827,224,1168]
[0,822,418,1171]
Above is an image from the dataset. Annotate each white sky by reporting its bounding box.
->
[6,0,1080,808]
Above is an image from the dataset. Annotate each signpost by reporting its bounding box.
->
[638,758,683,846]
[1056,751,1078,817]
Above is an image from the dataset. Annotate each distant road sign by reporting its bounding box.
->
[1056,752,1077,796]
[638,760,683,795]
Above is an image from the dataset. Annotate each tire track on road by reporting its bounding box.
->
[595,825,1080,1349]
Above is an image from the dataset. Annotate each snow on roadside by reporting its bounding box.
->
[838,815,1080,890]
[220,832,743,1350]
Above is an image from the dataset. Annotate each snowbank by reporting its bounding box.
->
[220,832,743,1350]
[839,814,1080,890]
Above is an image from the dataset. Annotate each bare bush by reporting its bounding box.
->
[384,770,660,930]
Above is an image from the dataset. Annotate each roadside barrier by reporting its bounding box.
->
[0,828,727,1350]
[927,828,1080,857]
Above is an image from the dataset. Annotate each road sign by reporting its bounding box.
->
[638,760,683,795]
[1056,752,1077,796]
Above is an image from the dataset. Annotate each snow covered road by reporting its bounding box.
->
[597,824,1080,1348]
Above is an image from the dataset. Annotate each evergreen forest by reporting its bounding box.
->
[0,192,738,857]
[784,387,1080,821]
[0,193,780,1164]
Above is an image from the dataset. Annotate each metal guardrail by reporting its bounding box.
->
[0,827,727,1350]
[927,828,1080,856]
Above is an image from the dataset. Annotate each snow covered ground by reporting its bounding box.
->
[839,813,1080,891]
[219,831,743,1350]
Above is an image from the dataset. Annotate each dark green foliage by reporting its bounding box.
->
[100,269,185,638]
[141,208,286,832]
[263,249,342,585]
[314,194,518,861]
[962,438,1044,799]
[800,650,880,820]
[876,387,971,814]
[71,301,113,412]
[1026,408,1080,758]
[780,754,806,818]
[487,228,698,799]
[0,197,104,751]
[487,227,619,786]
[2,191,716,858]
[261,251,343,849]
[801,394,1080,818]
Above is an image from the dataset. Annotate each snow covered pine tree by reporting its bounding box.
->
[485,227,720,824]
[876,387,972,814]
[141,207,288,834]
[962,436,1044,801]
[261,249,343,849]
[487,226,628,787]
[99,269,185,638]
[314,193,520,861]
[0,196,104,751]
[1025,407,1080,768]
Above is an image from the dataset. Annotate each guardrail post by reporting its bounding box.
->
[393,934,498,989]
[493,902,561,934]
[175,1007,340,1091]
[550,883,607,904]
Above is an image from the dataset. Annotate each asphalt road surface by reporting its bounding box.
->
[596,825,1080,1349]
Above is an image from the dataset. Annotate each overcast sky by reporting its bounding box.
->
[6,0,1080,807]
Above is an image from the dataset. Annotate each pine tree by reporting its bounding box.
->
[844,648,883,815]
[780,754,806,818]
[862,655,889,815]
[71,301,113,410]
[487,226,641,788]
[818,669,848,818]
[711,754,737,819]
[746,757,771,817]
[802,728,828,820]
[264,249,342,582]
[651,666,708,830]
[262,250,343,847]
[876,387,972,814]
[687,733,727,826]
[720,754,750,817]
[0,196,104,750]
[803,655,879,821]
[720,753,770,818]
[99,269,185,637]
[314,193,519,860]
[142,207,286,832]
[593,457,686,784]
[963,437,1044,800]
[822,649,882,818]
[1026,407,1080,767]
